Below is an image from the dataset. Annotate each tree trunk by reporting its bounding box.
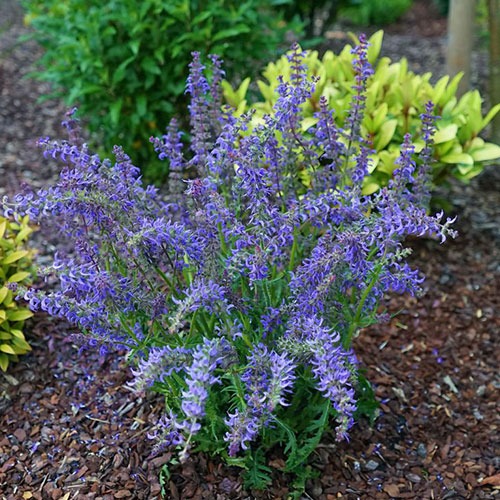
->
[489,0,500,143]
[446,0,476,97]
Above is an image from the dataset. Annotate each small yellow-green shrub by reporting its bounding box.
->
[223,31,500,194]
[0,215,35,371]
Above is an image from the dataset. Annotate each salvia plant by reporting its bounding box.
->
[223,31,500,195]
[4,37,456,489]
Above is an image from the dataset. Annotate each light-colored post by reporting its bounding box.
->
[488,0,500,143]
[446,0,477,97]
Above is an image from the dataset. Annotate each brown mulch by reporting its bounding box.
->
[1,1,499,499]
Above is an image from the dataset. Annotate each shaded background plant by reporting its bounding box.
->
[277,0,414,38]
[21,0,303,183]
[5,39,456,489]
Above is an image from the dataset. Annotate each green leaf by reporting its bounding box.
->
[440,152,473,165]
[141,56,161,75]
[136,94,147,117]
[374,119,397,151]
[10,329,25,339]
[14,226,33,244]
[7,310,34,322]
[367,30,383,64]
[362,179,382,195]
[0,344,16,355]
[129,40,140,56]
[301,116,318,132]
[2,250,28,265]
[470,142,500,162]
[0,220,6,240]
[0,353,8,372]
[112,55,136,86]
[7,271,31,283]
[212,24,250,42]
[434,124,458,144]
[0,287,8,304]
[109,98,123,127]
[482,102,500,129]
[12,337,32,351]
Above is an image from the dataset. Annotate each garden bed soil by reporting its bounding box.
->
[1,1,499,498]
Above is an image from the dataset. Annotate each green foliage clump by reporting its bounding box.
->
[278,0,412,39]
[223,31,500,195]
[0,215,35,371]
[340,0,413,26]
[278,0,353,38]
[22,0,302,182]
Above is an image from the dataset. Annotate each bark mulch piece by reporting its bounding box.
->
[1,0,499,498]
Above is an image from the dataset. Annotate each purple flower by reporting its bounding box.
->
[224,344,296,455]
[283,315,357,441]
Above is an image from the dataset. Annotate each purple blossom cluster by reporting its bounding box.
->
[4,39,456,465]
[224,344,296,456]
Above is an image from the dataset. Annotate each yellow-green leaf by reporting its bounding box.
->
[0,353,9,371]
[2,250,29,265]
[470,142,500,162]
[12,337,32,351]
[10,329,25,339]
[374,119,397,151]
[7,310,33,322]
[362,180,381,195]
[0,287,8,304]
[482,102,500,129]
[367,30,383,64]
[434,124,458,144]
[0,332,12,340]
[0,220,6,240]
[15,227,33,244]
[7,271,31,283]
[0,344,16,355]
[301,117,318,132]
[440,152,474,165]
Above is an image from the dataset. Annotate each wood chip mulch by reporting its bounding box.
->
[1,1,499,498]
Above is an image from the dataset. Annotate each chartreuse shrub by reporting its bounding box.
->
[5,38,457,491]
[0,215,35,371]
[22,0,302,182]
[223,31,500,195]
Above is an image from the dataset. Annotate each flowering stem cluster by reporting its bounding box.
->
[4,37,456,485]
